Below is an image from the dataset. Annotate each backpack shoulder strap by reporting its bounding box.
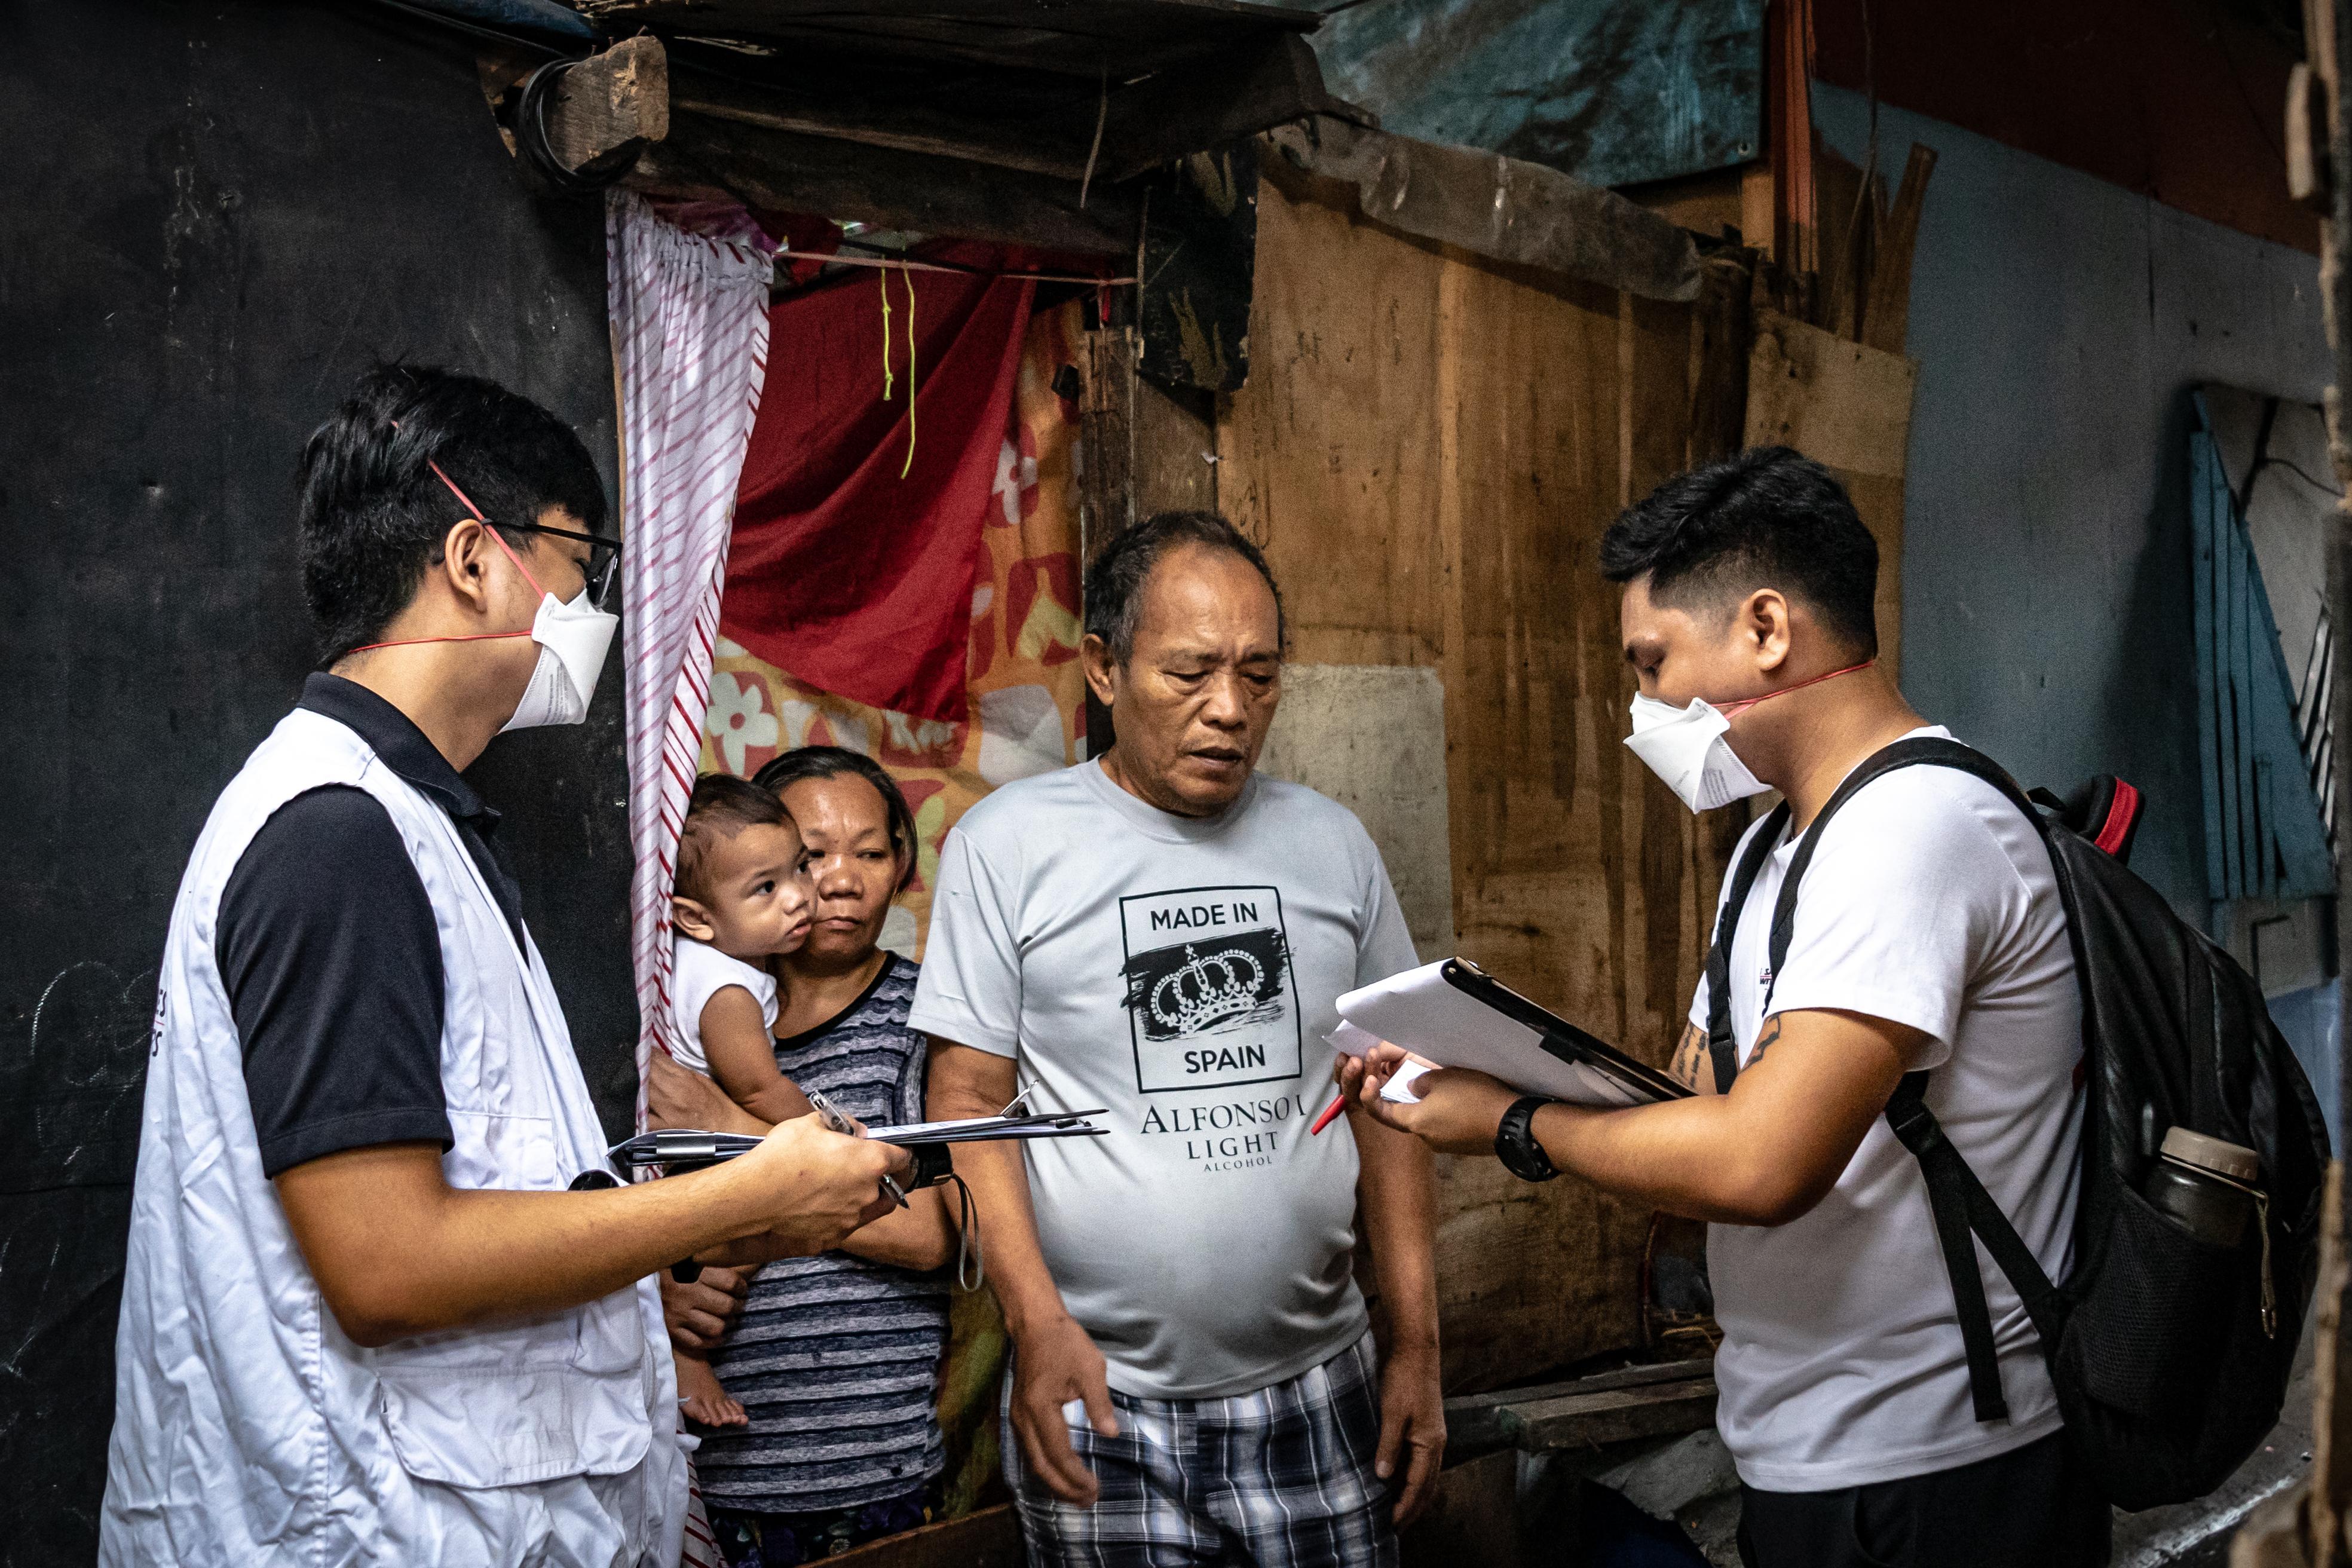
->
[1883,1073,2066,1420]
[1705,800,1792,1094]
[1751,736,2068,1423]
[1702,737,2037,1092]
[1763,736,2045,989]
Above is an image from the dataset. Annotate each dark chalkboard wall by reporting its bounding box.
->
[0,5,640,1559]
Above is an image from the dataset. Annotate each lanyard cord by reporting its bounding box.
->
[950,1171,984,1292]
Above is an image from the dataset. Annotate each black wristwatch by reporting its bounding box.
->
[1495,1095,1560,1183]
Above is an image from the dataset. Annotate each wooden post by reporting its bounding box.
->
[1766,0,1818,284]
[1073,316,1218,754]
[477,35,668,182]
[1688,250,1756,467]
[2257,4,2352,1563]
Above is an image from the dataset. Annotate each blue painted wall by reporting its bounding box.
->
[1811,84,2331,924]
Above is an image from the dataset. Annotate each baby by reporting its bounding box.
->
[667,773,820,1426]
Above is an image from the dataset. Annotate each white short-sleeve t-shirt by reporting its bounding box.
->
[1695,727,2085,1492]
[670,937,780,1076]
[908,761,1419,1400]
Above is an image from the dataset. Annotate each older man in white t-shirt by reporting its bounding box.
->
[1346,449,2109,1568]
[917,512,1444,1568]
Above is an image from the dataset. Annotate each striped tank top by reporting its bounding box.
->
[694,955,950,1511]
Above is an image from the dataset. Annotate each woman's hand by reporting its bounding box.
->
[662,1264,748,1351]
[647,1051,767,1137]
[1337,1046,1518,1157]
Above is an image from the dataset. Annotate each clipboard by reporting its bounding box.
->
[605,1112,1109,1171]
[1334,957,1690,1108]
[1440,958,1689,1104]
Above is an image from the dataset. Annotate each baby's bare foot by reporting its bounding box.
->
[675,1356,748,1428]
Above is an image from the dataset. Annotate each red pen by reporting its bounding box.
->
[1316,1021,1385,1135]
[1312,1051,1433,1134]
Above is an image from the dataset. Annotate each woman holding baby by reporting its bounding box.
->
[655,746,954,1568]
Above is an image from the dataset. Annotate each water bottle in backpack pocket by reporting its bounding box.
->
[2067,1129,2269,1422]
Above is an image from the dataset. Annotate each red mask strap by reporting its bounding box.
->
[347,457,549,656]
[1717,659,1876,716]
[427,459,552,601]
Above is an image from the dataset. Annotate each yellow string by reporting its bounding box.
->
[900,268,918,479]
[878,265,894,402]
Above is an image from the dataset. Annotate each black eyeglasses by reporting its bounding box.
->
[509,520,623,610]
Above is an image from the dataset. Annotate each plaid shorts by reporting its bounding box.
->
[1004,1331,1399,1568]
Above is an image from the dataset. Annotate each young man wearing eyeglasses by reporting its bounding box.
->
[99,364,911,1568]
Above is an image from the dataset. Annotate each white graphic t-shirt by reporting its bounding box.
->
[909,760,1418,1399]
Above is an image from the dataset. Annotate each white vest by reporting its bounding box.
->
[100,707,684,1567]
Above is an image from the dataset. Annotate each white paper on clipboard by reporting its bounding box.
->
[1334,962,1668,1108]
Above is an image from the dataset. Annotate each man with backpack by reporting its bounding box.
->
[1345,447,2112,1566]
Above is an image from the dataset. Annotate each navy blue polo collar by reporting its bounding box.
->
[296,673,500,833]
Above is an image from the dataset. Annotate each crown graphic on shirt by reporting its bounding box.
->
[1149,944,1264,1035]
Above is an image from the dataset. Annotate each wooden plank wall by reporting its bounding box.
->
[1220,166,1758,1392]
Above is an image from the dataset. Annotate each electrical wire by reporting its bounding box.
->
[2252,455,2346,499]
[1079,61,1107,209]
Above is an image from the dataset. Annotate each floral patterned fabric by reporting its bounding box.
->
[702,299,1091,960]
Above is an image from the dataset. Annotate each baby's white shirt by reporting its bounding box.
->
[669,937,780,1074]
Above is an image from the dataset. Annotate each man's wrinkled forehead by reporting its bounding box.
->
[1135,545,1282,655]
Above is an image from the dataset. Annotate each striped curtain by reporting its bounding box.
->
[605,192,771,1568]
[607,193,776,1091]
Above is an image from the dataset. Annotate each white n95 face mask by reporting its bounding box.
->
[500,586,618,733]
[349,454,620,731]
[1624,659,1877,813]
[1624,693,1770,812]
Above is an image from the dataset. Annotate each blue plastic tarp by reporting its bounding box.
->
[1303,0,1763,189]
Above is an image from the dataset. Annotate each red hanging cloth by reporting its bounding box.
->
[722,267,1036,721]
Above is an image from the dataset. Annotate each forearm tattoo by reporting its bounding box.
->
[1668,1021,1708,1090]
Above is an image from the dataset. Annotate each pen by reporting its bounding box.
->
[809,1089,911,1210]
[1309,1091,1349,1136]
[1312,1051,1436,1134]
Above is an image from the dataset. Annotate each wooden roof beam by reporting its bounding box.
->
[658,30,1331,188]
[626,112,1143,257]
[1265,116,1702,304]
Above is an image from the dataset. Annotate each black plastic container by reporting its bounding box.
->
[2144,1128,2261,1248]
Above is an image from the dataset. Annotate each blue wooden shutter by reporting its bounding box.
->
[2191,393,2336,903]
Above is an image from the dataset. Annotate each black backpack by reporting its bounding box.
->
[1705,736,2329,1511]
